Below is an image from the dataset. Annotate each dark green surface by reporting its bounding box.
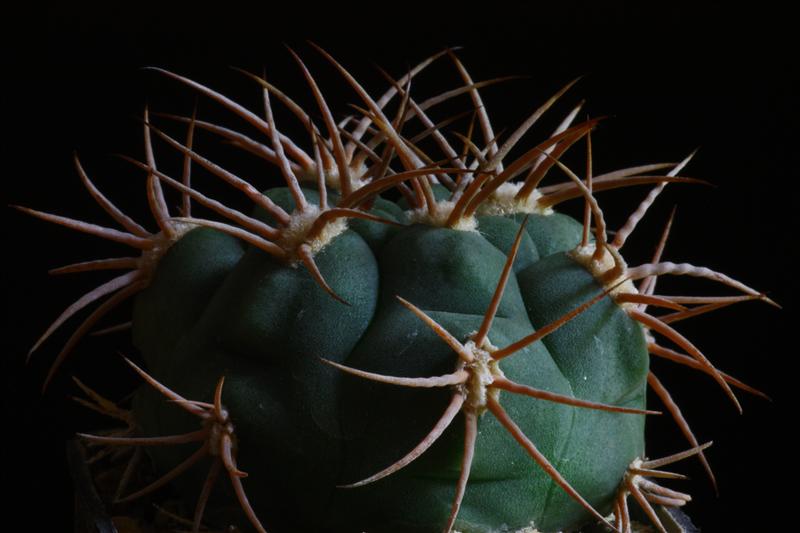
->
[131,188,648,532]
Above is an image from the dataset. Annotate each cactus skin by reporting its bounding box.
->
[21,47,773,533]
[130,186,648,532]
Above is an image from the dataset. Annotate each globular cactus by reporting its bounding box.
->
[20,46,775,533]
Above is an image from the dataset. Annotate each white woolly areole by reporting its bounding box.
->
[623,457,645,488]
[277,205,349,260]
[138,220,198,278]
[474,183,553,217]
[298,163,369,192]
[407,200,478,231]
[462,338,504,415]
[568,243,638,308]
[206,409,235,458]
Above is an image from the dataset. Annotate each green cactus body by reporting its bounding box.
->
[21,48,772,533]
[130,186,648,532]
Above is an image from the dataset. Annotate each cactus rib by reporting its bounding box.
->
[80,358,269,533]
[328,221,655,532]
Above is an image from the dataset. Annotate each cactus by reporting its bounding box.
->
[19,46,774,533]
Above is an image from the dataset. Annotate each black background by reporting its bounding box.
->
[5,2,797,531]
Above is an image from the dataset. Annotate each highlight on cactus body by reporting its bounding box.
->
[19,45,775,532]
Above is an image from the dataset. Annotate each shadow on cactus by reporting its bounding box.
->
[19,45,776,533]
